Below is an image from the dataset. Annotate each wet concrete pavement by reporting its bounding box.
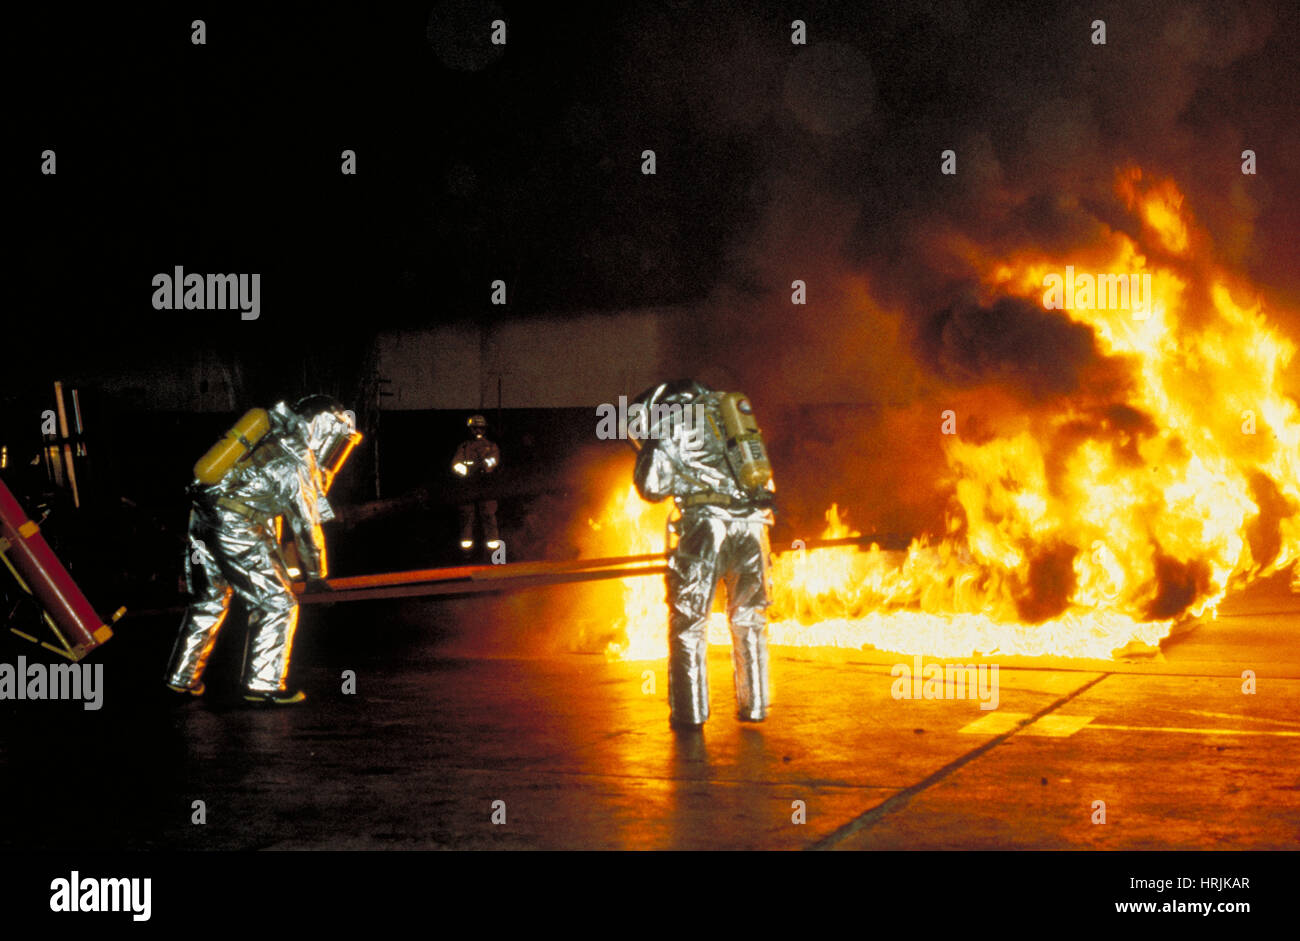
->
[1,577,1297,850]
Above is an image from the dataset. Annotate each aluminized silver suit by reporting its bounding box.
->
[165,400,354,695]
[632,382,774,726]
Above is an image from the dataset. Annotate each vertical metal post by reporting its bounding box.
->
[54,382,80,508]
[71,388,87,457]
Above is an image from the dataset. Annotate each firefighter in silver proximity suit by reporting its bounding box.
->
[631,380,776,727]
[164,396,359,705]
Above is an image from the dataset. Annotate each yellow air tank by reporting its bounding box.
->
[194,408,271,485]
[718,392,772,493]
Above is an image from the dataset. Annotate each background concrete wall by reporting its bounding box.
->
[376,309,675,410]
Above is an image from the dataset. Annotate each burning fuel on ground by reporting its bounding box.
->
[586,168,1300,662]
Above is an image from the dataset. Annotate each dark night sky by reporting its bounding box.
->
[11,0,1300,399]
[13,3,759,347]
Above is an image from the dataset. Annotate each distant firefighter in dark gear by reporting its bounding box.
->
[164,396,360,705]
[631,379,776,727]
[452,414,501,553]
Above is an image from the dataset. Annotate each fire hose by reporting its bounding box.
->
[289,534,905,604]
[126,534,905,615]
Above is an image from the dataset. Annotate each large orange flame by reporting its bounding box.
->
[589,168,1300,661]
